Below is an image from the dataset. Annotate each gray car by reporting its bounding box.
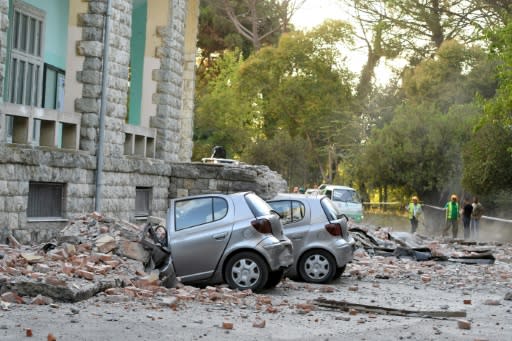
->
[268,193,355,283]
[165,192,294,292]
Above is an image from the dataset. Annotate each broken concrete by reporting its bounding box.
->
[0,212,175,303]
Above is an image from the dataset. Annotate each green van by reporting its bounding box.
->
[318,184,364,223]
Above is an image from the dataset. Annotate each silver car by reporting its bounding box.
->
[267,193,355,283]
[165,192,293,292]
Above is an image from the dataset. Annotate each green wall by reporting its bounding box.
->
[24,0,69,69]
[128,0,147,125]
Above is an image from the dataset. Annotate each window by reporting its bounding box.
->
[175,197,228,230]
[268,200,305,225]
[135,187,152,218]
[8,1,45,106]
[43,64,65,110]
[27,182,65,219]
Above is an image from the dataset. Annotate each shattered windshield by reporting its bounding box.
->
[332,189,360,203]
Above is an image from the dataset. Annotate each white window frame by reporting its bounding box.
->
[8,0,45,106]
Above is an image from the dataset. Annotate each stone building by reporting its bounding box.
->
[0,0,286,244]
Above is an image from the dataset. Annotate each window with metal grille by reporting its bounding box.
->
[27,182,64,218]
[135,187,152,217]
[8,1,45,106]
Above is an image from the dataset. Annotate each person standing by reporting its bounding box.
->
[462,198,473,239]
[442,194,460,238]
[407,196,422,233]
[470,197,484,239]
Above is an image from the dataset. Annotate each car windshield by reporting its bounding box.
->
[332,189,360,203]
[321,197,339,221]
[245,192,272,217]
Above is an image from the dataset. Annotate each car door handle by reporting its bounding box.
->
[213,232,227,240]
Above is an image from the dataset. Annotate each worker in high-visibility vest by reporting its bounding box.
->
[407,196,422,233]
[442,194,460,238]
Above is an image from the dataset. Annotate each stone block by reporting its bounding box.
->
[116,240,150,263]
[95,234,117,253]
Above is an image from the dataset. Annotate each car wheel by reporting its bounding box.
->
[298,249,336,284]
[333,265,346,280]
[224,252,269,292]
[264,270,284,289]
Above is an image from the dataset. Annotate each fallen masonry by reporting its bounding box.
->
[0,212,175,303]
[0,213,511,308]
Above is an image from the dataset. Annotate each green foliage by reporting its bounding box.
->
[402,41,497,111]
[462,122,512,195]
[193,50,259,160]
[350,40,493,197]
[237,21,357,181]
[460,21,512,195]
[244,131,322,188]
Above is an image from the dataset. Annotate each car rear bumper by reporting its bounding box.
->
[333,239,355,267]
[260,238,294,271]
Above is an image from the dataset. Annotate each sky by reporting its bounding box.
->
[291,0,398,85]
[292,0,346,30]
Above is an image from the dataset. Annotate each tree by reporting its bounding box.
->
[462,122,512,195]
[206,0,305,51]
[193,50,259,160]
[335,0,507,69]
[349,40,496,198]
[237,20,357,182]
[462,20,512,194]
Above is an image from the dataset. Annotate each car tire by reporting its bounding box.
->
[333,265,346,280]
[264,270,284,289]
[224,252,269,292]
[298,249,336,284]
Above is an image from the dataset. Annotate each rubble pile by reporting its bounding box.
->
[0,213,283,311]
[348,224,512,292]
[1,213,511,313]
[0,213,178,304]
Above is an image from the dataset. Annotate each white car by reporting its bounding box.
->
[268,193,355,283]
[318,184,364,223]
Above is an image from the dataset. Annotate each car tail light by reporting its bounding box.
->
[325,223,342,236]
[251,218,272,234]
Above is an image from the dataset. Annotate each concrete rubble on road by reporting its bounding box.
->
[0,213,511,312]
[347,223,512,294]
[350,224,497,263]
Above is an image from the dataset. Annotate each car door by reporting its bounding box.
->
[167,196,233,281]
[268,199,309,252]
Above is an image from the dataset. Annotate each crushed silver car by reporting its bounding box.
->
[156,192,293,292]
[267,193,355,284]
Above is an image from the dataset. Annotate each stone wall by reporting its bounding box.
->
[0,0,288,245]
[169,163,288,200]
[0,0,7,102]
[0,145,287,244]
[151,0,187,162]
[76,0,132,157]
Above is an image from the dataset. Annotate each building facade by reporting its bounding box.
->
[0,0,287,243]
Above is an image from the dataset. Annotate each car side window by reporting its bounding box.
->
[268,201,292,224]
[175,197,228,230]
[213,197,228,220]
[291,201,305,222]
[268,200,305,225]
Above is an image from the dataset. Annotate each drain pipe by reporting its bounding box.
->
[95,0,112,212]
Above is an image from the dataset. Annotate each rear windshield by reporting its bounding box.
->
[321,197,339,221]
[332,189,361,203]
[245,192,272,217]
